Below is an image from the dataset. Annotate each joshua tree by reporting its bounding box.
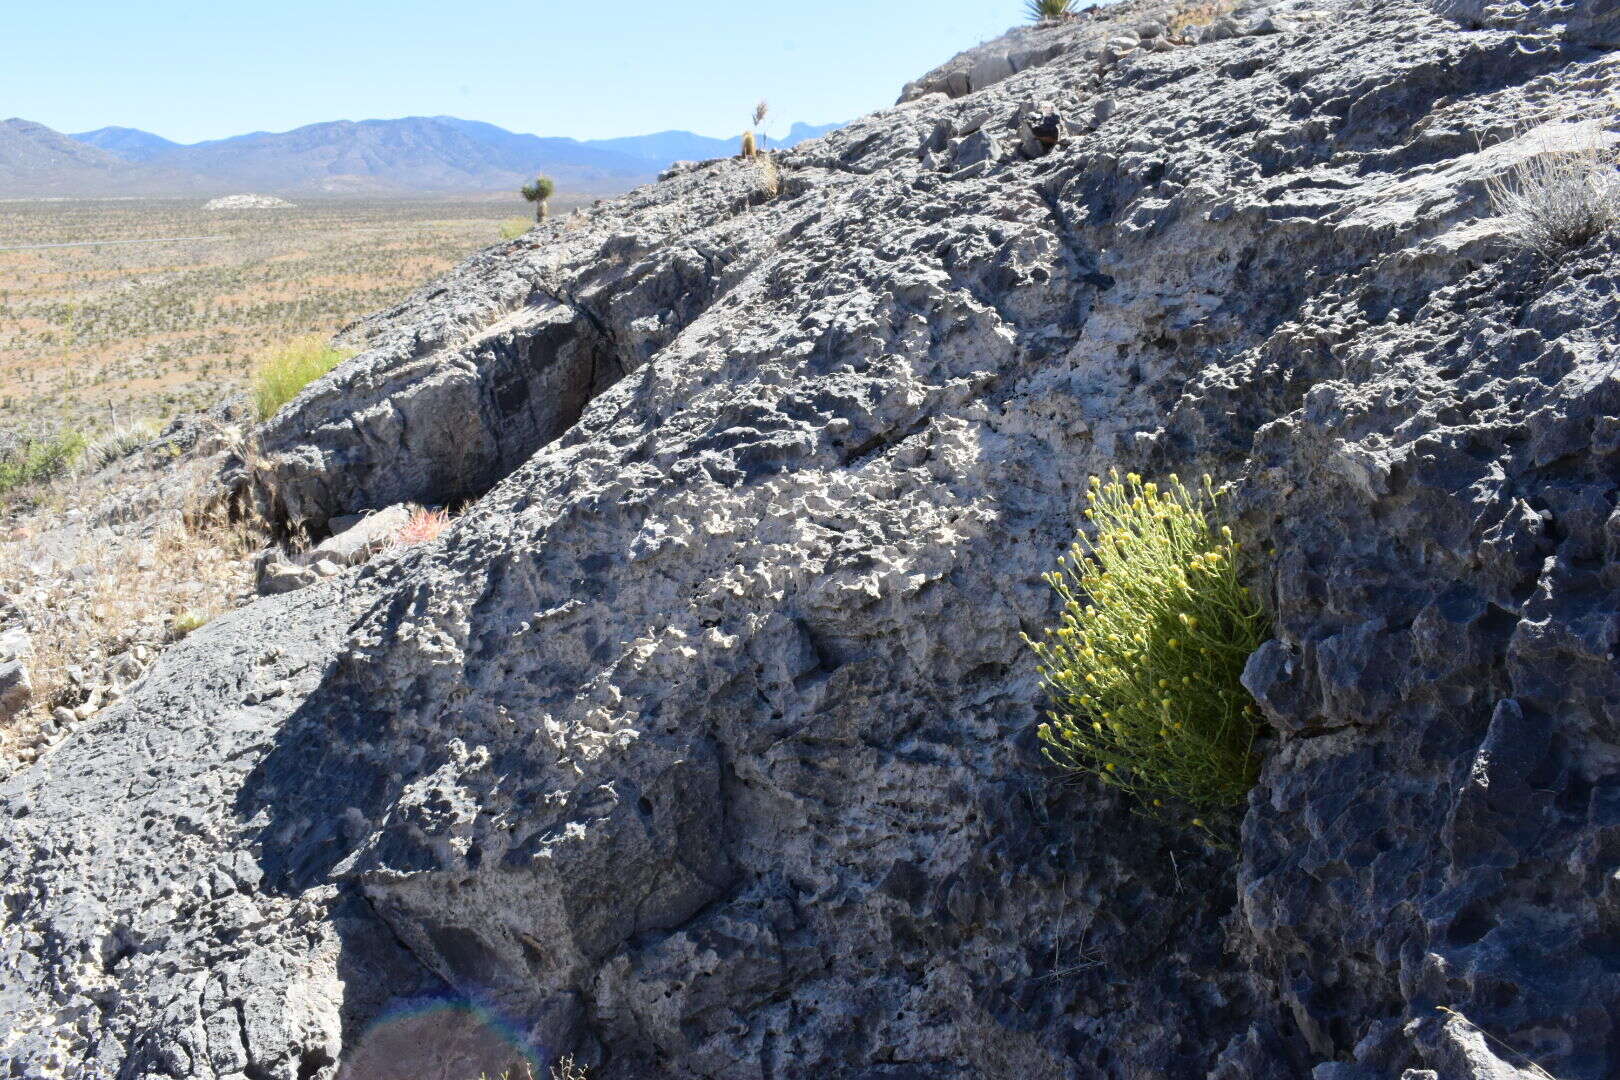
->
[521,175,556,222]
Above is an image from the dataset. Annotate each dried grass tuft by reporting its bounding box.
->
[1486,124,1620,259]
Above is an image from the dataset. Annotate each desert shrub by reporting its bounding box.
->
[0,430,86,496]
[1486,127,1620,258]
[1026,0,1075,22]
[500,218,533,240]
[1025,471,1270,823]
[252,335,348,421]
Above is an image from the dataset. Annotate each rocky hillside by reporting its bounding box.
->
[5,0,1620,1077]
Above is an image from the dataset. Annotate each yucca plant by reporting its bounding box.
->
[1027,0,1076,23]
[521,175,556,222]
[1024,471,1270,826]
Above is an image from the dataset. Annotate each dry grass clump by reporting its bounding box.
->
[1025,471,1270,825]
[755,154,782,200]
[1486,125,1620,258]
[1,455,268,766]
[252,335,349,421]
[478,1055,589,1080]
[550,1058,589,1080]
[1168,0,1233,37]
[83,418,163,472]
[500,218,533,240]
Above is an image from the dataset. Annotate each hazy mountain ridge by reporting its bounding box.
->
[69,126,183,163]
[583,120,842,163]
[0,118,210,197]
[0,115,845,198]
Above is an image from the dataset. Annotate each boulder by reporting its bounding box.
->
[307,503,414,567]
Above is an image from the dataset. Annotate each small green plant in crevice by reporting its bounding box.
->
[252,335,350,421]
[499,218,533,240]
[1024,471,1270,825]
[170,609,210,639]
[1027,0,1076,23]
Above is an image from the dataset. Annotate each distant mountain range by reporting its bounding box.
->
[0,116,842,199]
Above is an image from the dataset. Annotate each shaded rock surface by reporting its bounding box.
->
[6,0,1620,1077]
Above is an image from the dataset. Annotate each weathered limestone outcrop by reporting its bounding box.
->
[6,0,1620,1076]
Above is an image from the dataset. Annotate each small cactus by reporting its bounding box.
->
[740,130,757,159]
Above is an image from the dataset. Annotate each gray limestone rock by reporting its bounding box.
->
[5,0,1620,1078]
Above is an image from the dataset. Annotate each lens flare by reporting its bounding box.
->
[337,997,545,1080]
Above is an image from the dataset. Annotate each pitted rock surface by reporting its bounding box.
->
[6,0,1620,1076]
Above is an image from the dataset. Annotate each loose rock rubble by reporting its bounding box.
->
[6,0,1620,1077]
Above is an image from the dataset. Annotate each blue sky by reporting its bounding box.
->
[3,0,1037,144]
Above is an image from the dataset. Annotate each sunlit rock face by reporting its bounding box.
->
[7,0,1620,1077]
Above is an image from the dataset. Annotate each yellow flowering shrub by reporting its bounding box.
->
[1024,471,1270,822]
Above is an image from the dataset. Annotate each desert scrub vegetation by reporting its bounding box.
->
[0,429,85,500]
[1025,471,1270,824]
[1168,0,1233,37]
[1487,124,1620,258]
[252,335,349,420]
[0,197,538,434]
[1026,0,1076,22]
[500,218,533,240]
